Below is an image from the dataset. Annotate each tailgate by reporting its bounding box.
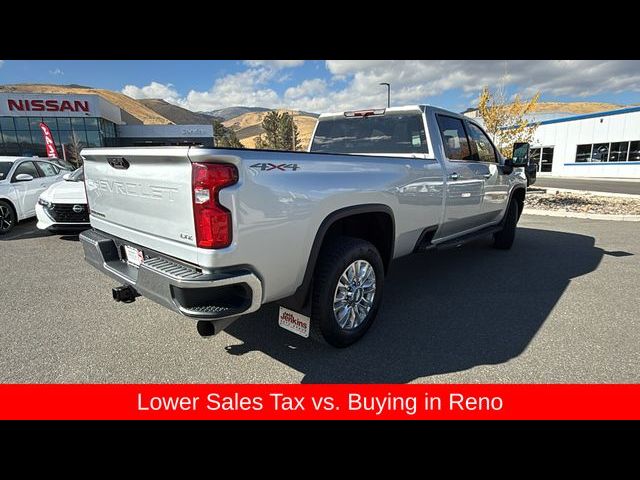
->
[82,147,197,256]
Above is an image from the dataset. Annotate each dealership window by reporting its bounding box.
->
[42,117,58,130]
[86,131,102,147]
[630,141,640,161]
[573,141,640,163]
[28,117,43,130]
[0,117,15,130]
[540,147,554,172]
[530,148,541,169]
[609,142,629,162]
[71,118,85,131]
[592,143,609,162]
[56,118,72,131]
[1,129,18,155]
[85,118,99,130]
[14,118,29,130]
[575,144,592,162]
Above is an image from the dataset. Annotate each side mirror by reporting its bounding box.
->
[63,173,71,181]
[512,142,530,167]
[14,173,34,182]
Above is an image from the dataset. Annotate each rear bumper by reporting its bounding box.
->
[80,228,263,321]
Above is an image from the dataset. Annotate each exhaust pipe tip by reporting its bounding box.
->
[112,285,140,303]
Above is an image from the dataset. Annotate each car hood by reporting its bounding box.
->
[41,180,87,203]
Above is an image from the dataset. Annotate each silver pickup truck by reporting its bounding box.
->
[79,105,530,347]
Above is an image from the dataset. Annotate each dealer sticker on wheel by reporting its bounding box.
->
[278,307,310,338]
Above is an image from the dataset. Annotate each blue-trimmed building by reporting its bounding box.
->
[530,106,640,178]
[465,106,640,178]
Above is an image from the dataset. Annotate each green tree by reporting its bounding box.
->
[212,119,244,148]
[253,111,300,151]
[278,112,301,151]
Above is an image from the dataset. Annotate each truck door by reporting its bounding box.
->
[434,114,486,239]
[465,121,510,225]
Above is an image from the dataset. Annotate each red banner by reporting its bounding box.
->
[38,122,59,158]
[0,384,638,420]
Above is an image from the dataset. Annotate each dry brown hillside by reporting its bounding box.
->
[0,84,172,125]
[531,102,623,114]
[223,109,318,149]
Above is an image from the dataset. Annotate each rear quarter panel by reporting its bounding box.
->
[189,149,445,302]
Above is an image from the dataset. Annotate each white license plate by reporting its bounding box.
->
[278,307,310,338]
[123,245,144,267]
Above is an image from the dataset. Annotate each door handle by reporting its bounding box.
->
[482,173,492,179]
[448,173,460,181]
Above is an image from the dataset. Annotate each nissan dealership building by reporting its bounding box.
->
[0,92,213,158]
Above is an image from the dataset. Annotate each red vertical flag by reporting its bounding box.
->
[39,122,59,158]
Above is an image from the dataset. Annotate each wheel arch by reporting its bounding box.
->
[284,204,395,312]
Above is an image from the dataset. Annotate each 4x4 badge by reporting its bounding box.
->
[250,163,300,171]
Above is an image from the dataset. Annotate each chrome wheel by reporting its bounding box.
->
[0,204,14,233]
[333,260,376,330]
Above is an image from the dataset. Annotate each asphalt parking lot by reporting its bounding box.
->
[1,214,638,383]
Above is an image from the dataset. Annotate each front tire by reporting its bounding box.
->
[0,200,16,235]
[311,236,384,347]
[493,199,519,250]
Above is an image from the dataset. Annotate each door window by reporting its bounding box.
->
[541,147,554,172]
[12,161,40,180]
[37,162,60,177]
[436,115,473,161]
[466,122,497,163]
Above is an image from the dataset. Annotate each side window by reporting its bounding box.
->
[466,122,497,163]
[12,161,40,180]
[436,115,473,160]
[37,162,59,177]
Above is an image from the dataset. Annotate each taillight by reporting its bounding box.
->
[191,162,238,249]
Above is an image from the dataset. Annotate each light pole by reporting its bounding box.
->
[380,82,390,108]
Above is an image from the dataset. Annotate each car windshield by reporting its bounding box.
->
[310,111,429,155]
[0,162,13,180]
[66,167,84,182]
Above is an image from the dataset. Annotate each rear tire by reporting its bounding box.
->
[0,200,16,235]
[311,236,384,347]
[493,200,519,250]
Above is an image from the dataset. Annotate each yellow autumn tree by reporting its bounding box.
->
[477,86,541,157]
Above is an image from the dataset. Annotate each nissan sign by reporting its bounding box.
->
[7,99,90,113]
[0,93,99,118]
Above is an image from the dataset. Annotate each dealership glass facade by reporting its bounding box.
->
[0,116,117,157]
[575,141,640,163]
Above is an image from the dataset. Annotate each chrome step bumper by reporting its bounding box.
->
[80,228,263,321]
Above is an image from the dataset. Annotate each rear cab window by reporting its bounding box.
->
[310,111,428,155]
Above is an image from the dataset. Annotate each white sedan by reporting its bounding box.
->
[0,156,67,234]
[36,167,89,232]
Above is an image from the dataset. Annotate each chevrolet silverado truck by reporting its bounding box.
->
[79,105,530,347]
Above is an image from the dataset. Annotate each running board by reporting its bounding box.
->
[416,224,502,252]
